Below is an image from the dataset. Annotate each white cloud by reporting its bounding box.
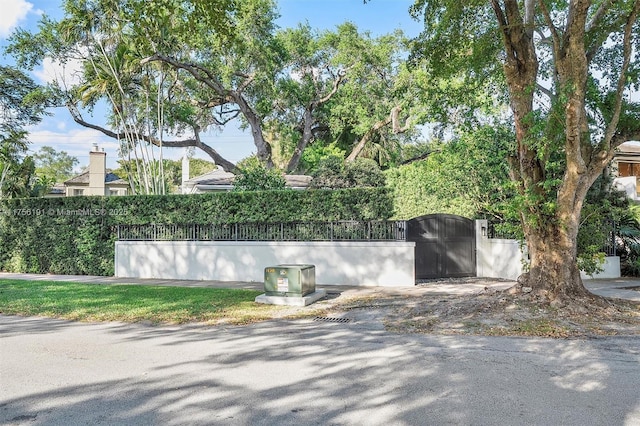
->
[26,128,122,168]
[33,57,85,86]
[0,0,33,38]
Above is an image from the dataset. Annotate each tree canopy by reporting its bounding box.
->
[6,0,439,175]
[33,146,79,183]
[410,0,640,302]
[0,65,48,198]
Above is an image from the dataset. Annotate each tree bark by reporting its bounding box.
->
[345,106,409,162]
[285,70,347,172]
[493,0,591,301]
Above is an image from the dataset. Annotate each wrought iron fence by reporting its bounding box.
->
[116,221,407,242]
[487,220,617,256]
[602,222,617,256]
[487,221,521,240]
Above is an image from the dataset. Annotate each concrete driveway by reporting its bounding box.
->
[1,315,640,426]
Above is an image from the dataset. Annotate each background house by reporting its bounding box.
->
[64,145,129,196]
[181,166,312,194]
[613,141,640,201]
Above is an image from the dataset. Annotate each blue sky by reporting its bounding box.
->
[1,0,423,170]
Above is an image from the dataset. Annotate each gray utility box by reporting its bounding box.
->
[264,264,316,297]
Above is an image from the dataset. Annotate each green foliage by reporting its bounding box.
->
[614,204,640,277]
[0,65,48,136]
[33,146,79,183]
[577,174,632,274]
[263,23,430,171]
[233,158,286,191]
[385,126,514,220]
[188,158,217,178]
[299,142,346,173]
[577,248,606,278]
[310,157,385,189]
[0,188,392,275]
[0,65,48,199]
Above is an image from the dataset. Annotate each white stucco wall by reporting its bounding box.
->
[476,220,527,280]
[581,256,621,280]
[613,176,638,201]
[115,240,416,287]
[475,219,621,281]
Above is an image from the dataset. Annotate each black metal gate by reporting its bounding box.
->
[407,214,476,280]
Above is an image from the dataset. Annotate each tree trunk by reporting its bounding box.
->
[286,107,314,173]
[522,215,590,301]
[345,116,390,162]
[493,0,596,303]
[232,93,273,168]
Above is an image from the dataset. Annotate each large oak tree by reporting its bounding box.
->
[410,0,640,303]
[7,0,272,176]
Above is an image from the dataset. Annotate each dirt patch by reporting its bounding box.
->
[329,280,640,338]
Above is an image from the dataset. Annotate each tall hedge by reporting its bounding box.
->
[0,188,393,276]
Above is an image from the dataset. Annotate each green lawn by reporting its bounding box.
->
[0,279,291,324]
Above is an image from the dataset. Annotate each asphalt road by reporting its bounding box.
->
[1,315,640,426]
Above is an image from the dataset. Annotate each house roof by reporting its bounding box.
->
[183,168,312,190]
[284,174,313,188]
[64,170,128,185]
[617,141,640,155]
[185,169,235,186]
[49,183,66,195]
[614,142,640,163]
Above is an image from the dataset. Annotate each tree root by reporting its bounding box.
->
[500,280,630,315]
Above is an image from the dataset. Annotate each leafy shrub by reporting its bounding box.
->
[233,159,287,191]
[0,188,393,275]
[310,157,385,189]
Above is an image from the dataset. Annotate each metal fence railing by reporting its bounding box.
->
[602,227,617,256]
[116,221,408,242]
[487,221,521,240]
[487,220,617,256]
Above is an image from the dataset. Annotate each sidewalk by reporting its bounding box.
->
[583,277,640,301]
[1,272,640,301]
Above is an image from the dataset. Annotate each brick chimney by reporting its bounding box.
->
[88,144,106,196]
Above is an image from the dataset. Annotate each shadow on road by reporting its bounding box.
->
[2,315,640,425]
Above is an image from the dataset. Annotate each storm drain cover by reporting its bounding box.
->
[313,316,352,323]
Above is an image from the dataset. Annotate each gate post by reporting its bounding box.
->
[476,219,488,278]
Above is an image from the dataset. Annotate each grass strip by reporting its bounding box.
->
[0,279,287,325]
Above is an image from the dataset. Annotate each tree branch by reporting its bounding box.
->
[490,1,515,62]
[142,53,272,166]
[524,0,536,35]
[285,68,351,172]
[315,69,348,106]
[67,103,237,172]
[236,72,256,94]
[536,83,554,100]
[537,0,561,58]
[345,105,412,163]
[601,1,640,154]
[142,54,228,96]
[400,149,441,165]
[391,106,411,133]
[586,0,614,32]
[345,115,392,162]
